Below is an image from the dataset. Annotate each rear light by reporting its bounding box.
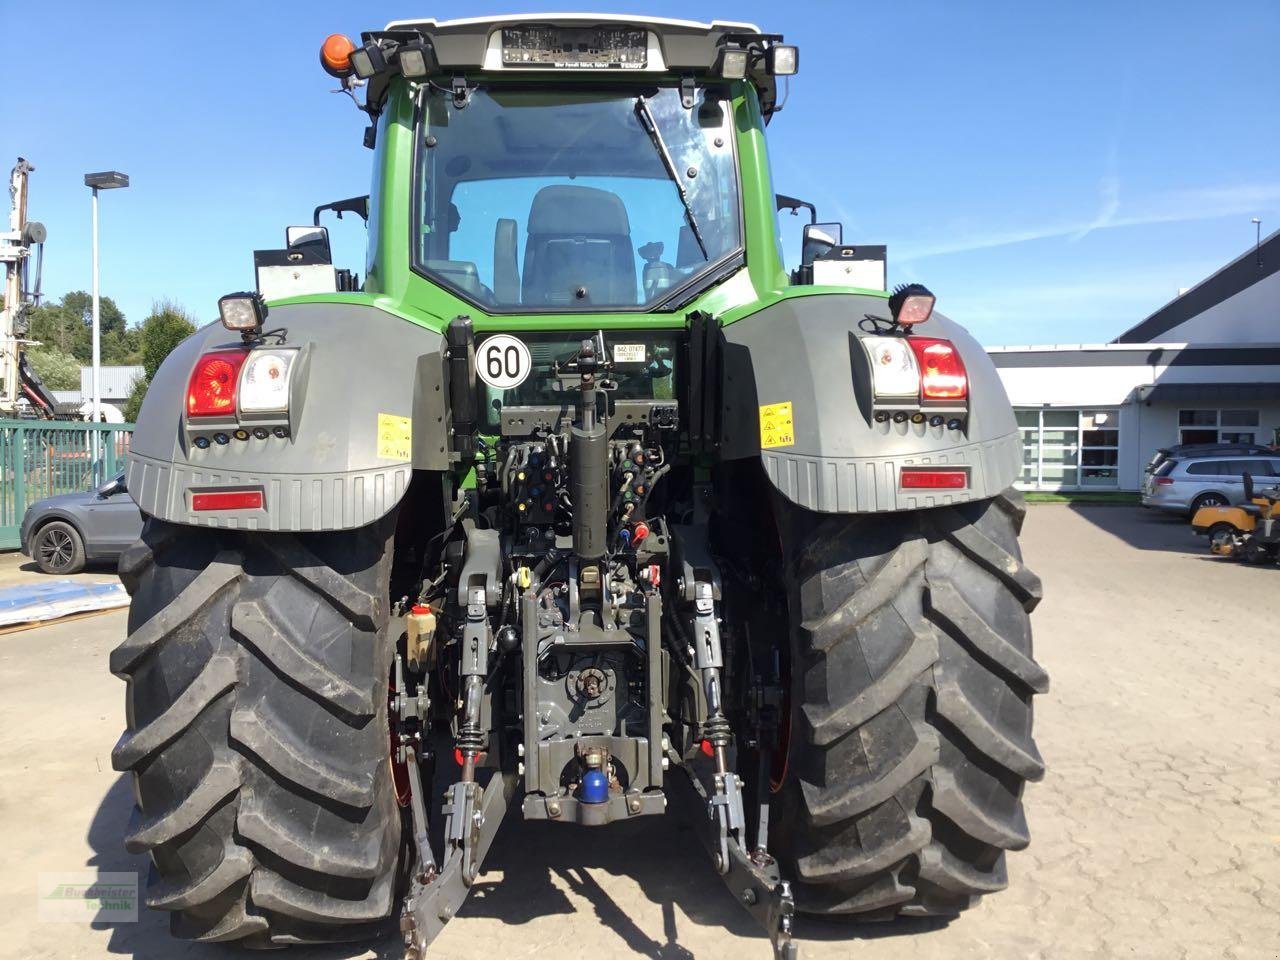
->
[900,468,968,489]
[908,338,968,402]
[191,489,264,511]
[239,349,297,413]
[863,337,920,398]
[187,351,246,417]
[1155,477,1174,486]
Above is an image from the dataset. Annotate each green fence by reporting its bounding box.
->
[0,420,136,550]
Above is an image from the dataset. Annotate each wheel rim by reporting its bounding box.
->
[1199,496,1225,508]
[38,529,75,570]
[1209,528,1235,551]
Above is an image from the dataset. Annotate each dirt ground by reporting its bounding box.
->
[1,505,1277,960]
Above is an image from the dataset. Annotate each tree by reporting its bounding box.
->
[26,300,88,357]
[124,301,200,422]
[141,301,197,379]
[123,376,148,423]
[24,290,128,361]
[24,347,81,391]
[102,325,143,366]
[61,290,128,338]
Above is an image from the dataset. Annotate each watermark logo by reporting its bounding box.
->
[38,872,138,923]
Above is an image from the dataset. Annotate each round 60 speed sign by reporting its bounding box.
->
[476,335,532,389]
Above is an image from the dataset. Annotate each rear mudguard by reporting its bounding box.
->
[719,293,1021,512]
[1191,505,1255,535]
[126,302,449,531]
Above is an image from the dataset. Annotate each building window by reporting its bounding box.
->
[1177,409,1259,446]
[1016,408,1120,490]
[1080,410,1119,487]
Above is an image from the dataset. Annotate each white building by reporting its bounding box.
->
[992,230,1280,492]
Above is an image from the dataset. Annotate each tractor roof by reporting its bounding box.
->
[382,14,762,72]
[357,14,791,118]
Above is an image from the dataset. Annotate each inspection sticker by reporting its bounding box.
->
[376,413,412,461]
[613,343,646,363]
[759,401,795,449]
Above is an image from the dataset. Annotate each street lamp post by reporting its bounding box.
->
[84,171,128,483]
[1253,218,1263,268]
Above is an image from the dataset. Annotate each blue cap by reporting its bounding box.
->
[580,769,609,804]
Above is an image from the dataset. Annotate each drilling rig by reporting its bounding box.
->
[1,157,56,417]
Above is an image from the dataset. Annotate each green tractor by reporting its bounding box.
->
[112,15,1046,958]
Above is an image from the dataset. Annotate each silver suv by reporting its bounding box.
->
[1143,454,1280,515]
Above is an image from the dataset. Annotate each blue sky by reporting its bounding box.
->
[3,0,1277,346]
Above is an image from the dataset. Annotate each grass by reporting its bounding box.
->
[1024,491,1141,505]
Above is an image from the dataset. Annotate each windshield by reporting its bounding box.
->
[413,85,741,312]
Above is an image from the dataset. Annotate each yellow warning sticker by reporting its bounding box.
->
[376,413,412,461]
[759,401,795,449]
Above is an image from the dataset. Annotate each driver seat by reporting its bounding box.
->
[523,185,636,306]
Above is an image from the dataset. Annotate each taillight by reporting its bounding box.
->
[1155,477,1174,486]
[900,467,969,489]
[187,350,247,417]
[908,338,968,402]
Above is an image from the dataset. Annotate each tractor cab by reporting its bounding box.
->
[255,16,893,325]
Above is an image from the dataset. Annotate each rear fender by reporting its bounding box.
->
[1191,505,1253,534]
[126,302,449,532]
[719,293,1020,513]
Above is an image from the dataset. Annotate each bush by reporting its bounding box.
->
[25,347,81,390]
[141,301,198,380]
[123,375,149,423]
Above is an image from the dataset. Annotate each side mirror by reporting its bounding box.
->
[802,222,843,265]
[286,225,332,264]
[98,477,125,498]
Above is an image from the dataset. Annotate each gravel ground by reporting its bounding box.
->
[0,504,1277,960]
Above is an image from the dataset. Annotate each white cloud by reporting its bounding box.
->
[941,259,1222,342]
[896,181,1280,261]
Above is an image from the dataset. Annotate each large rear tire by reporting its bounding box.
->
[111,517,403,945]
[772,489,1047,919]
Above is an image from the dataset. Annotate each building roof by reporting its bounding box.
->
[987,341,1280,367]
[1136,382,1280,405]
[79,365,143,399]
[1112,228,1280,344]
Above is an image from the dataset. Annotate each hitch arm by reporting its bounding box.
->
[676,763,798,960]
[400,770,515,959]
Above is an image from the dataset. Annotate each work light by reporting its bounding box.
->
[218,292,267,336]
[350,41,386,79]
[768,45,799,75]
[397,40,433,78]
[718,48,749,80]
[889,283,936,326]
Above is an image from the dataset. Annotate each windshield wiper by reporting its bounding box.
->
[634,95,708,261]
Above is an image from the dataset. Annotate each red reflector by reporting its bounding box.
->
[191,490,264,511]
[700,739,715,757]
[908,337,968,401]
[187,350,246,417]
[900,469,968,490]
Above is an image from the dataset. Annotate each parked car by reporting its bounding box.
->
[1142,454,1280,515]
[1145,441,1274,475]
[18,473,144,574]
